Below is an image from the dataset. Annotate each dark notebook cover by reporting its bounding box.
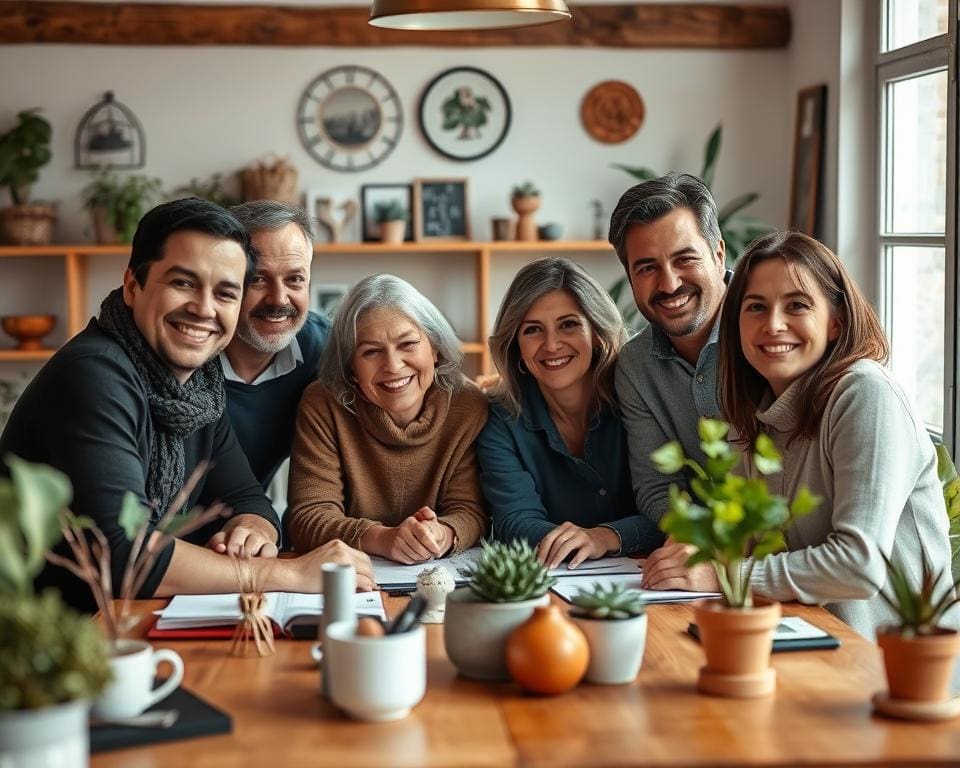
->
[90,685,232,753]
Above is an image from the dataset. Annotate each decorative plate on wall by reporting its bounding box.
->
[297,65,403,173]
[580,81,645,144]
[419,67,511,162]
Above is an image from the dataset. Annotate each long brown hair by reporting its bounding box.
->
[719,231,888,444]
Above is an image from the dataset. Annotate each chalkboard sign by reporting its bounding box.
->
[414,178,470,241]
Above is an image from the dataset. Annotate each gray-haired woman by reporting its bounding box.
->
[287,274,488,564]
[476,257,663,568]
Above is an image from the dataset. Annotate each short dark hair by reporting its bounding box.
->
[607,172,721,270]
[128,197,257,287]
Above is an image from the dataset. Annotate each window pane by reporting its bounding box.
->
[886,69,948,234]
[887,245,945,432]
[884,0,949,51]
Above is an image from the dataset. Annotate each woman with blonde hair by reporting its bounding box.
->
[477,257,663,568]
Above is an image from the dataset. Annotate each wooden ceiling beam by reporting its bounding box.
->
[0,2,790,48]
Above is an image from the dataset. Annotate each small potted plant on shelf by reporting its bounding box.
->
[652,417,819,698]
[444,539,555,681]
[374,200,407,245]
[873,545,960,711]
[173,172,240,209]
[83,168,162,244]
[510,181,540,242]
[0,109,56,245]
[0,456,112,767]
[569,582,647,684]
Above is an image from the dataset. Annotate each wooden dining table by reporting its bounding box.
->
[91,595,960,767]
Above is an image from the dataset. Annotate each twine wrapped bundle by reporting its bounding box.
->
[230,553,275,657]
[240,156,299,204]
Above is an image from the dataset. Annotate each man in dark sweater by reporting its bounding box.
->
[0,198,372,611]
[221,202,331,489]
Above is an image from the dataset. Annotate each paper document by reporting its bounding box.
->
[156,591,386,631]
[550,573,720,605]
[371,547,643,590]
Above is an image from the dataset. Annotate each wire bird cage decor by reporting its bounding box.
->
[74,91,146,170]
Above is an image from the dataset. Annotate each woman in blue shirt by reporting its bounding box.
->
[477,257,663,568]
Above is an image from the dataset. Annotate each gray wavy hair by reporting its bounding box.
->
[318,273,465,410]
[488,257,626,417]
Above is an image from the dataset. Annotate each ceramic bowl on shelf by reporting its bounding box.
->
[1,314,56,351]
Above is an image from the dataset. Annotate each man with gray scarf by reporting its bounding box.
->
[0,198,373,612]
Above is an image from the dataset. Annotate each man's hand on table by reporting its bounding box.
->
[208,513,280,557]
[288,539,377,592]
[641,538,720,592]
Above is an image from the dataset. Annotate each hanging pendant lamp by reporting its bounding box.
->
[369,0,571,30]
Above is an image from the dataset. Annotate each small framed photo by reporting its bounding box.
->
[360,184,414,243]
[313,283,350,319]
[788,84,827,238]
[413,178,470,241]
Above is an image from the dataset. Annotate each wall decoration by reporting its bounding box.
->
[413,178,470,241]
[360,184,413,243]
[305,189,359,243]
[788,84,827,238]
[313,283,350,319]
[74,91,146,169]
[419,67,511,162]
[297,66,403,173]
[580,81,644,144]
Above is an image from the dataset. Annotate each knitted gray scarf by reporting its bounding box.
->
[97,288,225,522]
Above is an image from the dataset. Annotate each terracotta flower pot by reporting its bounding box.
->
[511,195,540,242]
[378,219,405,245]
[877,627,960,701]
[506,604,589,694]
[693,597,781,698]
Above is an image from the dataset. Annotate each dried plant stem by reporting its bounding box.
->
[229,551,275,657]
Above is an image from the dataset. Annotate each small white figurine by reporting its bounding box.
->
[416,565,456,624]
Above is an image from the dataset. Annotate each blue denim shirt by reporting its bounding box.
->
[476,378,664,555]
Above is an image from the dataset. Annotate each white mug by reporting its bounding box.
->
[93,639,184,719]
[312,621,426,722]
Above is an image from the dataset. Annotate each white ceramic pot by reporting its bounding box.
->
[443,587,550,681]
[0,699,89,768]
[572,613,648,685]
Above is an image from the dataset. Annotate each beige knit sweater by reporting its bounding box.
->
[287,381,489,553]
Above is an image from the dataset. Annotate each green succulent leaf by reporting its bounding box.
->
[651,441,684,474]
[753,434,782,475]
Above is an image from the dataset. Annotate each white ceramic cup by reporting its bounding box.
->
[312,621,426,722]
[92,639,184,719]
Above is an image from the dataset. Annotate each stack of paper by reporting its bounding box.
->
[550,573,719,604]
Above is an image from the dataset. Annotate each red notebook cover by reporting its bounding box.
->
[146,616,281,640]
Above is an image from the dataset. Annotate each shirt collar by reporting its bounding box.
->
[220,335,304,385]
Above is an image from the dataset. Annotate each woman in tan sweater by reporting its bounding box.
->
[287,274,488,564]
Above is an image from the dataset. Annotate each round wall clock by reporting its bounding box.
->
[297,65,403,173]
[580,81,645,144]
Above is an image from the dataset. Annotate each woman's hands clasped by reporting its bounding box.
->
[536,521,620,569]
[361,507,455,565]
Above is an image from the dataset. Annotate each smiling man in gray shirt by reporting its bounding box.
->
[609,173,731,587]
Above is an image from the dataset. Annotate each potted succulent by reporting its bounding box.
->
[0,456,112,766]
[444,539,555,681]
[652,417,819,698]
[569,583,647,684]
[82,168,162,244]
[0,109,56,245]
[510,181,540,242]
[874,546,960,706]
[374,200,407,245]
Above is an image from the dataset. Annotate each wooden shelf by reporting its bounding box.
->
[0,240,615,373]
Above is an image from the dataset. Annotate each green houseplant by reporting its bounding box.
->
[83,168,162,244]
[569,583,648,684]
[373,200,407,245]
[173,172,240,209]
[0,456,111,764]
[652,418,819,697]
[444,540,555,680]
[0,109,56,245]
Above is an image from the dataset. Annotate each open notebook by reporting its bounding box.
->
[154,591,386,634]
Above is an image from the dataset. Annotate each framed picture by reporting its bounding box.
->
[360,184,414,243]
[788,84,827,238]
[313,283,350,319]
[413,178,470,241]
[418,67,511,162]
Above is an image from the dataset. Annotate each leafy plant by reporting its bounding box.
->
[82,168,162,243]
[442,86,491,139]
[876,545,960,638]
[374,200,406,223]
[0,109,52,205]
[0,455,111,711]
[936,443,960,582]
[511,181,540,199]
[651,418,820,608]
[462,539,556,603]
[173,173,239,209]
[570,582,645,620]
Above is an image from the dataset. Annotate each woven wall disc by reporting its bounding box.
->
[580,81,645,144]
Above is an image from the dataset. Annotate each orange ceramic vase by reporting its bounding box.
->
[506,604,589,695]
[877,628,960,701]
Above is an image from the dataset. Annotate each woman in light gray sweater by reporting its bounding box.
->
[713,230,954,639]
